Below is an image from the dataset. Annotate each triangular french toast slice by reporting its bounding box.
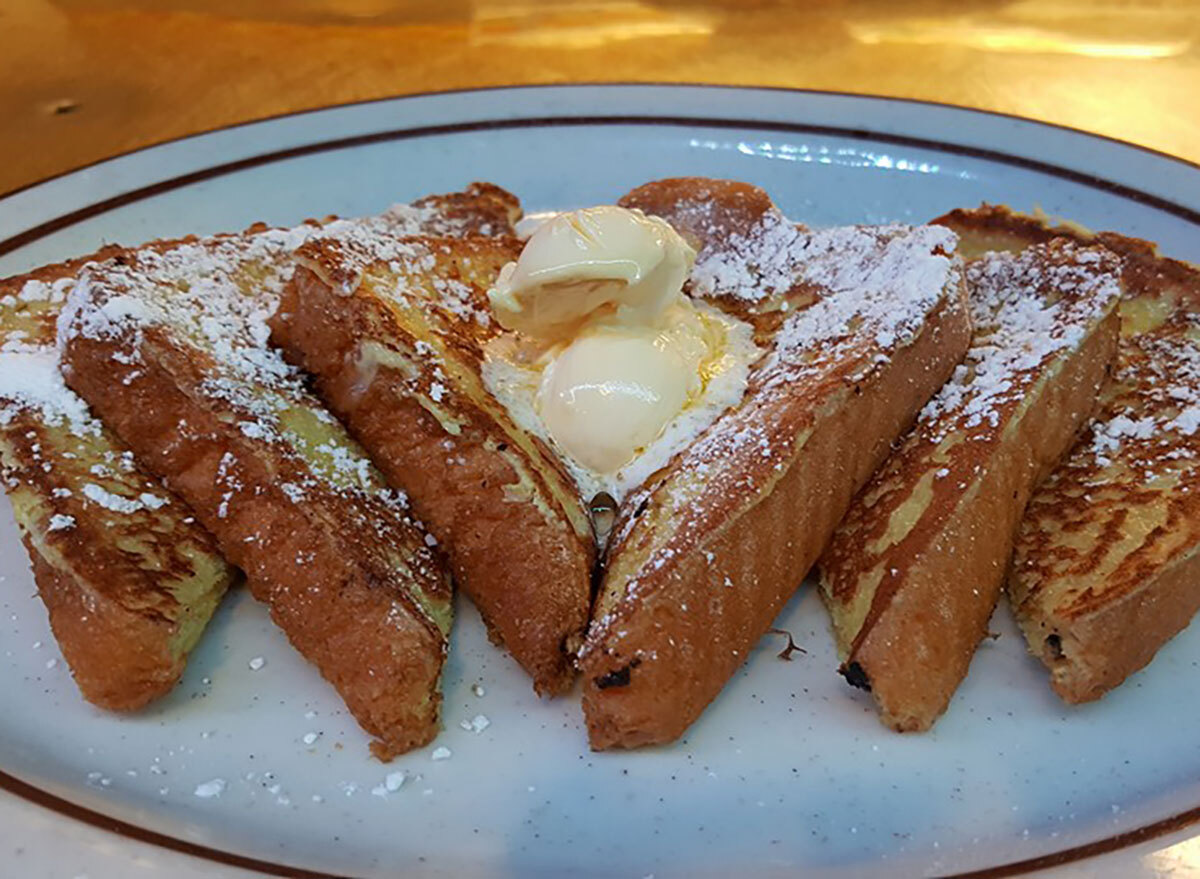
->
[273,176,970,745]
[579,179,973,748]
[0,253,236,710]
[818,220,1122,731]
[274,222,594,695]
[943,206,1200,704]
[54,195,502,758]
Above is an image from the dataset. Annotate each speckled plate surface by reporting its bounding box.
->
[1,85,1199,879]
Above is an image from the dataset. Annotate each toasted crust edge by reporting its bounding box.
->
[60,246,451,758]
[1,247,236,711]
[949,206,1200,705]
[580,278,972,749]
[1016,545,1200,703]
[24,535,180,710]
[835,306,1120,731]
[274,263,594,695]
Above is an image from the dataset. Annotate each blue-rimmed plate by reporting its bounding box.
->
[2,84,1199,879]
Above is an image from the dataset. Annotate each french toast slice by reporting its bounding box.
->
[942,206,1200,704]
[57,217,464,758]
[818,227,1122,731]
[0,252,236,710]
[273,227,595,695]
[579,178,973,749]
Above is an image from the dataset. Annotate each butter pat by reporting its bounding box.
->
[483,205,761,499]
[540,302,711,473]
[488,206,696,341]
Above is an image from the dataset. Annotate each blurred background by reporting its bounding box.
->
[1,0,1197,193]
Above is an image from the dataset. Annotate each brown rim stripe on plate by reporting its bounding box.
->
[3,114,1200,259]
[937,802,1200,878]
[2,82,1198,205]
[0,770,342,878]
[2,90,1199,876]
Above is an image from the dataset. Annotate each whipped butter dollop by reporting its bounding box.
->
[483,205,760,499]
[489,207,695,340]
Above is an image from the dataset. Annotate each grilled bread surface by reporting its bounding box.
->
[943,206,1200,704]
[0,253,235,710]
[578,178,973,749]
[274,218,595,695]
[819,228,1122,731]
[57,221,456,759]
[16,171,1184,759]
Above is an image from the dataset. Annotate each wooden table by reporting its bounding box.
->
[2,0,1197,195]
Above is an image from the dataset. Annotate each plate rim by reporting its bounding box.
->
[2,81,1198,207]
[6,764,1200,879]
[3,87,1198,261]
[2,82,1199,878]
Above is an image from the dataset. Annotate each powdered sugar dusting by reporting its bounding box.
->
[766,225,958,386]
[919,242,1120,442]
[47,513,75,531]
[193,778,226,799]
[634,223,959,533]
[302,221,498,332]
[1080,307,1200,472]
[304,203,510,300]
[587,221,964,645]
[81,483,154,514]
[690,208,809,301]
[57,227,408,503]
[0,270,198,528]
[1,273,105,438]
[818,239,1122,618]
[0,348,100,436]
[0,280,196,528]
[1014,252,1200,617]
[54,209,466,637]
[16,276,76,306]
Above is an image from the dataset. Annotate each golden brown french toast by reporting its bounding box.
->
[0,251,236,711]
[579,178,973,749]
[56,220,460,759]
[274,222,596,695]
[819,227,1122,732]
[942,206,1200,704]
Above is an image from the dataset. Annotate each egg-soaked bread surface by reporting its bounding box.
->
[0,252,235,711]
[55,190,505,758]
[819,225,1122,732]
[274,196,597,696]
[579,178,973,748]
[942,206,1200,705]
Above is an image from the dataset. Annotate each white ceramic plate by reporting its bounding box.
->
[1,85,1199,879]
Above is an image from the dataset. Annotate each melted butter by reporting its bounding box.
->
[484,206,760,488]
[488,206,695,341]
[538,300,720,473]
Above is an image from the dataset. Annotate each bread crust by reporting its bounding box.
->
[582,288,970,747]
[22,535,183,710]
[59,233,451,759]
[5,188,522,734]
[820,233,1122,731]
[580,179,972,748]
[275,240,594,695]
[943,207,1200,703]
[839,313,1116,729]
[1,250,235,711]
[1017,547,1200,703]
